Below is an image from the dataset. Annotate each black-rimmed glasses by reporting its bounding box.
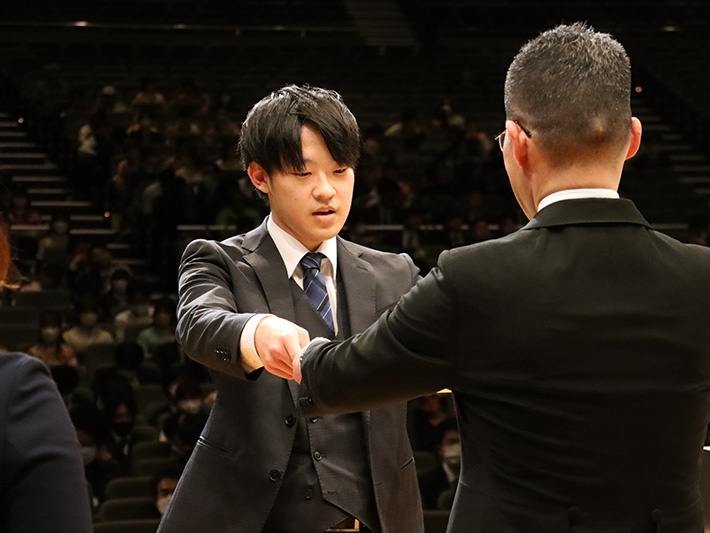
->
[495,120,533,151]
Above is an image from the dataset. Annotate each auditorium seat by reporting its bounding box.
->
[97,497,159,521]
[105,476,155,500]
[93,518,161,533]
[423,509,450,533]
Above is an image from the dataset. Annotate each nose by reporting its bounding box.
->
[312,172,336,200]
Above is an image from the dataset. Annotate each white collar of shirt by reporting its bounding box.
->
[266,215,338,283]
[537,188,619,212]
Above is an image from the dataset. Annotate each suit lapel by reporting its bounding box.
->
[242,221,297,323]
[336,239,375,432]
[337,239,377,335]
[242,220,300,404]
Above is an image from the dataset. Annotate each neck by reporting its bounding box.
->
[532,163,622,212]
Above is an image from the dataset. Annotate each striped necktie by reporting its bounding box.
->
[299,252,334,332]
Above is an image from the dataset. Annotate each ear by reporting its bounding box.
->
[624,117,642,160]
[507,120,530,168]
[248,162,270,195]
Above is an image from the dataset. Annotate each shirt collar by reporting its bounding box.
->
[266,215,338,279]
[537,188,619,212]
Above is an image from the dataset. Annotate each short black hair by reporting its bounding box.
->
[239,84,360,176]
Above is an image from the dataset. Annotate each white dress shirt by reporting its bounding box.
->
[239,215,338,372]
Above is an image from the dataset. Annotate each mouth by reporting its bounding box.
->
[313,208,336,217]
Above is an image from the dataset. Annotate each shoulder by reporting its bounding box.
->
[339,238,416,271]
[0,352,52,401]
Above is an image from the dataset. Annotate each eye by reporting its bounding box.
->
[292,171,311,178]
[333,167,349,175]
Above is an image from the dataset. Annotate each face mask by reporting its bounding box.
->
[80,312,98,328]
[156,495,171,515]
[178,399,202,415]
[53,222,69,233]
[112,421,133,437]
[41,327,61,343]
[132,304,151,317]
[80,446,97,465]
[441,443,461,468]
[113,279,129,291]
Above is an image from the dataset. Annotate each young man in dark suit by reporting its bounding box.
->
[158,85,424,533]
[268,24,710,532]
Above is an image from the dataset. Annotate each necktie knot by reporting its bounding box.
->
[300,252,324,272]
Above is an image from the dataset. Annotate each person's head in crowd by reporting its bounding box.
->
[114,341,145,379]
[501,22,641,219]
[102,391,138,441]
[70,402,113,467]
[434,417,461,474]
[36,310,65,347]
[172,380,205,415]
[109,266,132,294]
[74,296,101,331]
[50,364,81,405]
[124,278,153,319]
[468,217,492,243]
[239,84,359,250]
[173,411,208,459]
[48,211,70,237]
[152,295,177,333]
[152,463,184,516]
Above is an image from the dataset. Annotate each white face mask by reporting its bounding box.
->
[79,312,98,328]
[441,443,461,468]
[41,327,61,344]
[156,495,171,515]
[178,399,202,415]
[80,446,97,465]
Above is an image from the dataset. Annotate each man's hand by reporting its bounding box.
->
[255,316,309,381]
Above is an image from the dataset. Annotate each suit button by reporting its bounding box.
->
[304,488,313,500]
[313,451,322,461]
[309,417,318,423]
[268,470,281,482]
[285,414,296,427]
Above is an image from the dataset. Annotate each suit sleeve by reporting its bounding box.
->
[1,353,93,533]
[176,238,260,379]
[300,252,459,415]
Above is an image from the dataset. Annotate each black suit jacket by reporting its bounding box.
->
[300,198,710,532]
[0,352,92,533]
[158,220,424,533]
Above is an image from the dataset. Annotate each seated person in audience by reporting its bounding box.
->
[152,463,185,517]
[99,266,132,320]
[150,379,205,429]
[136,295,177,358]
[27,310,78,367]
[409,393,452,452]
[131,77,166,110]
[35,211,72,268]
[114,278,154,342]
[50,364,82,407]
[160,411,208,464]
[102,390,139,469]
[18,262,65,292]
[63,297,114,355]
[93,342,159,400]
[418,417,461,509]
[70,402,123,514]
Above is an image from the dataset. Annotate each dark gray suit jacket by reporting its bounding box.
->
[300,198,710,533]
[158,220,424,533]
[0,352,92,533]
